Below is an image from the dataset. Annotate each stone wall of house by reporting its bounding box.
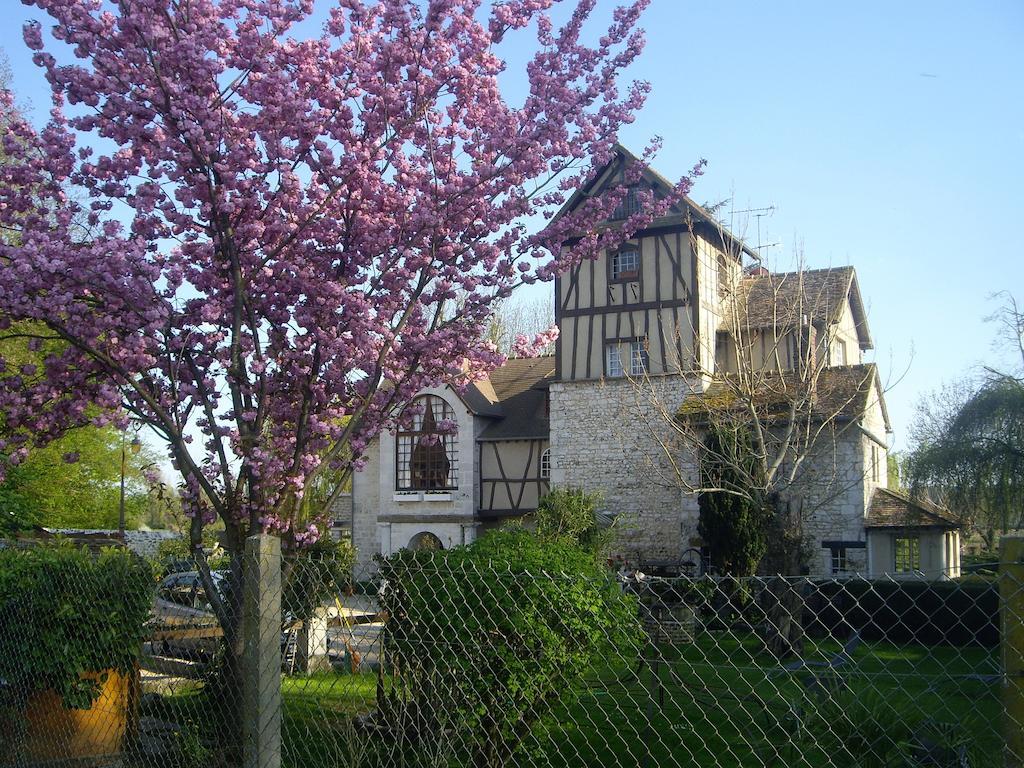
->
[349,385,480,574]
[549,376,700,563]
[794,427,872,578]
[787,379,889,578]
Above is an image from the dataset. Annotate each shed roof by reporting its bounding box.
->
[866,488,962,530]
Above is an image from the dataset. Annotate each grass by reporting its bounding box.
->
[143,632,1004,768]
[520,633,1003,768]
[281,673,378,768]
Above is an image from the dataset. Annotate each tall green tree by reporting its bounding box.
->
[697,425,773,577]
[0,425,160,533]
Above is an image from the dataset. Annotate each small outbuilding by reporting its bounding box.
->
[865,488,962,580]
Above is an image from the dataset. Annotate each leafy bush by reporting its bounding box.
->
[532,487,610,558]
[377,529,642,767]
[282,536,355,623]
[0,543,153,709]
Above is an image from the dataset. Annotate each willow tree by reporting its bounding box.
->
[907,374,1024,539]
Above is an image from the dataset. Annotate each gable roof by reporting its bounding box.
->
[548,144,758,261]
[678,363,890,431]
[460,377,503,417]
[866,488,962,530]
[726,266,873,350]
[477,356,555,441]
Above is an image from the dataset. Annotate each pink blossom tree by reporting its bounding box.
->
[0,0,701,582]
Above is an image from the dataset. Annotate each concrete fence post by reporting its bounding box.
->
[1001,535,1024,768]
[243,534,281,768]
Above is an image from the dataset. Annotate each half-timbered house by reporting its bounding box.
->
[343,146,962,579]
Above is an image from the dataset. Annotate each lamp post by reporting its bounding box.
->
[119,432,141,537]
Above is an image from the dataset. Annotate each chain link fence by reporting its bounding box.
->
[1,535,1022,768]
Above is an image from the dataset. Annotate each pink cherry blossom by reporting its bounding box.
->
[0,0,701,552]
[511,325,561,358]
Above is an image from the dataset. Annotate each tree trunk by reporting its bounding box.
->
[763,576,805,660]
[760,500,806,660]
[204,642,245,759]
[190,520,247,757]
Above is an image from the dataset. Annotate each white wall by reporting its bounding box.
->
[350,385,481,573]
[867,528,959,580]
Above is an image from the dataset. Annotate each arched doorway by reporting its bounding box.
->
[407,531,444,552]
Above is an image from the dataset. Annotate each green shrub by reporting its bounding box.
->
[377,528,642,767]
[532,487,610,558]
[0,543,153,709]
[282,536,355,623]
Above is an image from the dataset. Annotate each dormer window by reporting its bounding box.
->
[611,247,640,281]
[611,186,641,220]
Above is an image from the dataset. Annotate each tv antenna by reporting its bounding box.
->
[731,205,779,260]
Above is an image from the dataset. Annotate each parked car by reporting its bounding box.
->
[151,570,228,658]
[152,571,299,666]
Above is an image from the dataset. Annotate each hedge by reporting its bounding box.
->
[0,542,153,709]
[376,529,643,767]
[804,578,999,648]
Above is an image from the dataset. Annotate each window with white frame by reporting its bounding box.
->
[630,340,648,376]
[540,448,551,480]
[894,536,920,573]
[605,343,623,377]
[396,395,458,491]
[830,547,849,575]
[611,247,640,280]
[835,338,848,366]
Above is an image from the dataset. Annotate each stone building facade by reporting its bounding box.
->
[344,146,962,579]
[548,375,698,563]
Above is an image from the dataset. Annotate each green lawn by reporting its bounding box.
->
[143,632,1004,768]
[281,673,378,768]
[520,633,1002,768]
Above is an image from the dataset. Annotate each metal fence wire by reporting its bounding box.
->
[0,539,1021,768]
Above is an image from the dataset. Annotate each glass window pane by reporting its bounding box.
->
[630,340,648,375]
[397,395,458,491]
[605,344,622,377]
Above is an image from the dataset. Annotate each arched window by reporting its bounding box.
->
[396,395,458,491]
[540,448,552,480]
[408,532,444,551]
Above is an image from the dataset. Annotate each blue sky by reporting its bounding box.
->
[2,1,1022,450]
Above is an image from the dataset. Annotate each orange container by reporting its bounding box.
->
[22,670,132,762]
